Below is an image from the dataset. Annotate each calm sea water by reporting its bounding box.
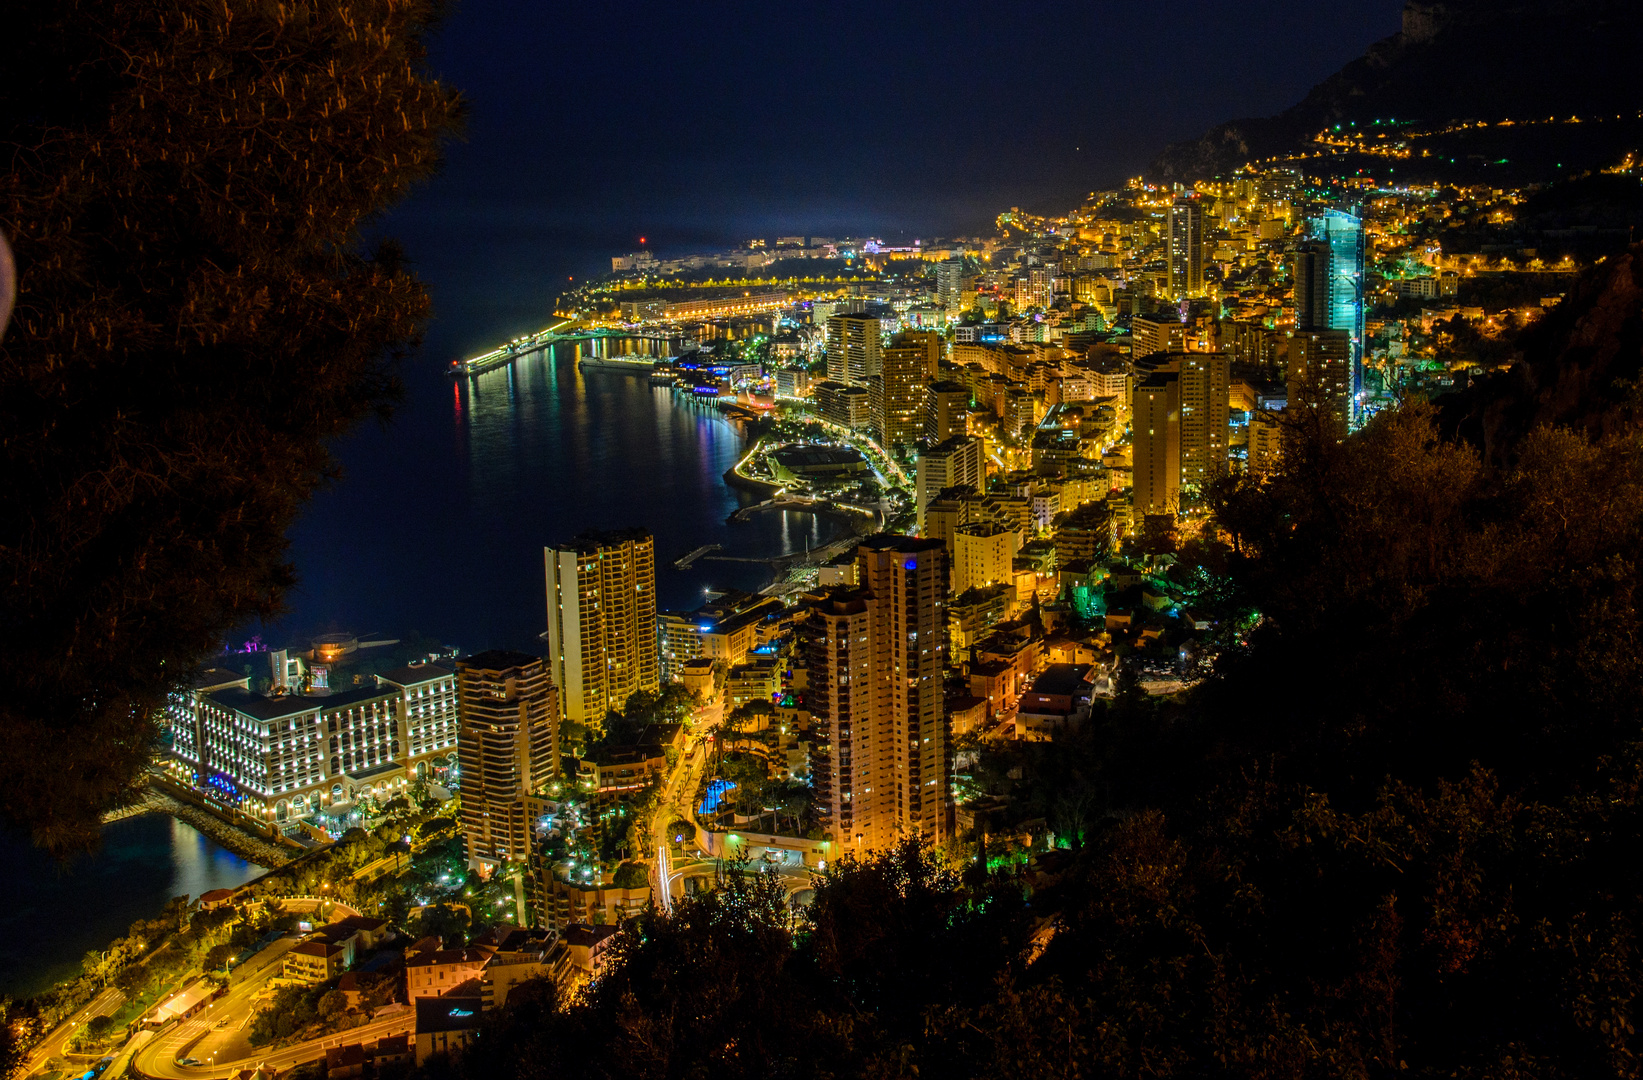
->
[273,337,845,652]
[0,814,258,999]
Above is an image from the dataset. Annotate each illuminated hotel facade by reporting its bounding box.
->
[168,662,460,826]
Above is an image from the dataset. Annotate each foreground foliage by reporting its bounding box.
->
[0,0,460,852]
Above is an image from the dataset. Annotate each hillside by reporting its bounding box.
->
[1153,0,1643,183]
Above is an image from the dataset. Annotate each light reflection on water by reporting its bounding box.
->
[0,815,257,999]
[279,341,842,653]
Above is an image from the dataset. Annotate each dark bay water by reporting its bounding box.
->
[274,338,845,652]
[0,814,258,998]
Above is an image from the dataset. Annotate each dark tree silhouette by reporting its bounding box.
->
[0,0,460,852]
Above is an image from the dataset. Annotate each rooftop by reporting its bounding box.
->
[193,667,249,690]
[771,445,865,470]
[206,684,398,722]
[377,663,453,687]
[1029,663,1094,697]
[414,994,483,1034]
[457,650,542,673]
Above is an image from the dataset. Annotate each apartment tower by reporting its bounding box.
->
[1132,371,1182,517]
[915,435,984,534]
[826,311,882,386]
[456,650,559,872]
[544,528,660,726]
[807,536,951,853]
[1168,196,1205,298]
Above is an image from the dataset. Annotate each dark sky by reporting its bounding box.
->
[385,0,1405,353]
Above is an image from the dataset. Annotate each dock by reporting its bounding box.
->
[673,544,723,570]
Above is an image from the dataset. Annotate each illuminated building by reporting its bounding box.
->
[936,256,965,311]
[190,682,409,825]
[1179,351,1230,488]
[1287,329,1352,441]
[656,592,784,680]
[379,664,462,785]
[874,331,940,449]
[1014,267,1053,310]
[544,528,660,726]
[1292,241,1331,332]
[1132,371,1182,516]
[168,656,461,825]
[807,536,950,853]
[1248,409,1285,477]
[826,311,881,386]
[773,368,812,399]
[953,522,1020,594]
[456,650,559,872]
[915,435,984,534]
[924,380,972,443]
[1168,196,1205,298]
[1131,315,1185,359]
[814,380,872,431]
[1301,209,1365,423]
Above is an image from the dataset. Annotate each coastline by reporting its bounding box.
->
[103,789,292,870]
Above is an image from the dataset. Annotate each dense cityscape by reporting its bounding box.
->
[3,0,1643,1078]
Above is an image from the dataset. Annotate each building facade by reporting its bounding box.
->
[825,311,881,386]
[1178,351,1230,489]
[456,650,560,872]
[806,536,951,853]
[923,380,972,443]
[174,664,462,827]
[814,380,873,431]
[915,435,984,535]
[1132,371,1182,517]
[1168,197,1205,298]
[545,528,660,726]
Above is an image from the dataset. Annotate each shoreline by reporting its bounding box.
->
[104,790,292,870]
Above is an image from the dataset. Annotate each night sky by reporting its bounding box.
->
[384,0,1404,355]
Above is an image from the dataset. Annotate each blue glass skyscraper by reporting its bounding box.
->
[1308,209,1365,425]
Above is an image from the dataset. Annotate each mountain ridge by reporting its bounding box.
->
[1152,0,1643,182]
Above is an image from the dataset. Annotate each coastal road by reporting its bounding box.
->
[26,987,124,1074]
[133,1003,413,1080]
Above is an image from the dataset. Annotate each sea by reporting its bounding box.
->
[0,815,259,998]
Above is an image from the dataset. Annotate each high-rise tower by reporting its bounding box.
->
[456,650,559,872]
[1168,197,1205,298]
[1299,209,1365,425]
[544,528,660,726]
[1132,371,1182,517]
[1178,351,1230,489]
[874,332,940,449]
[936,256,965,312]
[826,311,882,387]
[807,536,951,852]
[916,435,984,534]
